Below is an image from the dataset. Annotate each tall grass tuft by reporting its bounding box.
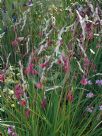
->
[0,0,102,135]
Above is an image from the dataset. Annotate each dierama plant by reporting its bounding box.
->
[0,0,102,136]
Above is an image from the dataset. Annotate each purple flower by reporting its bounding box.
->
[28,0,33,7]
[7,126,17,136]
[96,80,100,84]
[86,92,94,98]
[96,80,102,86]
[8,127,13,135]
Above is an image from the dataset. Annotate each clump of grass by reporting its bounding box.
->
[0,0,102,135]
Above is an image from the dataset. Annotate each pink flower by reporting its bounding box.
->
[40,62,48,69]
[31,69,38,75]
[0,73,5,82]
[24,63,34,74]
[35,82,43,89]
[80,78,88,85]
[24,63,38,75]
[14,84,23,100]
[57,59,62,65]
[20,99,26,107]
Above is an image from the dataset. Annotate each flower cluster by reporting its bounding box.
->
[14,84,30,118]
[80,78,102,86]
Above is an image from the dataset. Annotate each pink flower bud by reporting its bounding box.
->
[66,91,74,103]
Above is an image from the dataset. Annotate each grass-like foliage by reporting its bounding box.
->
[0,0,102,135]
